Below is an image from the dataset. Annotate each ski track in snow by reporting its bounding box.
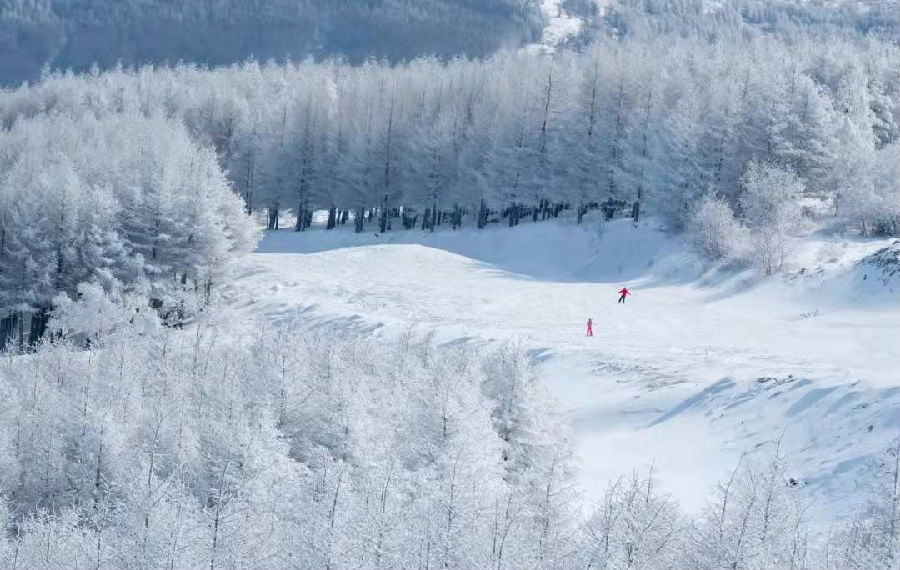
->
[221,217,900,524]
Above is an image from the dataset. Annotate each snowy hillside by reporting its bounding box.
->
[580,0,900,42]
[0,0,898,564]
[0,0,543,87]
[223,216,900,522]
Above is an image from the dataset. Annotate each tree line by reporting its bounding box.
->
[0,25,897,340]
[0,0,543,87]
[578,0,900,46]
[1,32,896,238]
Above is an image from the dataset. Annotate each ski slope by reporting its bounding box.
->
[222,216,900,523]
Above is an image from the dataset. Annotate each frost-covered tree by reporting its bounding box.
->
[0,114,257,329]
[0,298,585,568]
[835,127,900,236]
[688,195,748,263]
[687,447,812,570]
[583,466,682,569]
[739,161,805,275]
[1,31,895,238]
[820,439,900,570]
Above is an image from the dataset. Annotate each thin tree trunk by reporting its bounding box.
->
[379,194,389,233]
[355,207,365,233]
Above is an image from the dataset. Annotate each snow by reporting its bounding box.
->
[525,0,583,53]
[224,215,900,523]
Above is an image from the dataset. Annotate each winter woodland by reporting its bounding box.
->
[0,0,543,86]
[2,34,897,306]
[0,0,898,567]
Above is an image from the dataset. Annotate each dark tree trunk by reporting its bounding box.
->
[0,313,12,352]
[268,206,280,230]
[632,202,640,222]
[295,198,312,231]
[326,206,337,230]
[28,306,50,346]
[302,200,312,231]
[0,312,21,352]
[401,209,416,230]
[354,207,365,233]
[379,194,388,233]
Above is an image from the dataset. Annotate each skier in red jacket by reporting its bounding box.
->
[586,318,593,337]
[617,287,631,303]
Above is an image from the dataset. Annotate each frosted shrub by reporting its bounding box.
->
[740,162,804,275]
[688,195,748,263]
[49,282,161,341]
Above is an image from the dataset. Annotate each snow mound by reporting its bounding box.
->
[857,240,900,286]
[778,237,900,307]
[258,217,693,284]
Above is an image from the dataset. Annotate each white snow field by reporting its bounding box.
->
[222,215,900,523]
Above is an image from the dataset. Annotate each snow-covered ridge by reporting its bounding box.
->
[857,240,900,285]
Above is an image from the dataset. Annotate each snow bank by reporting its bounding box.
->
[258,216,692,283]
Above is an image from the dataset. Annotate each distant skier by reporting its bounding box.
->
[617,287,631,304]
[586,318,593,337]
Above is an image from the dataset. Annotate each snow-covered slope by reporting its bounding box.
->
[524,0,584,53]
[0,0,543,87]
[223,217,900,523]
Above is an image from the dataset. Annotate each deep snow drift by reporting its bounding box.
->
[223,216,900,523]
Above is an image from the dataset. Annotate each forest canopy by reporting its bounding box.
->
[0,0,544,86]
[0,25,897,321]
[2,32,896,230]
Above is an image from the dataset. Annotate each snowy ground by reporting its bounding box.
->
[222,215,900,524]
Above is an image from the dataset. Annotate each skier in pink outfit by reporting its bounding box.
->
[586,318,593,337]
[617,287,631,303]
